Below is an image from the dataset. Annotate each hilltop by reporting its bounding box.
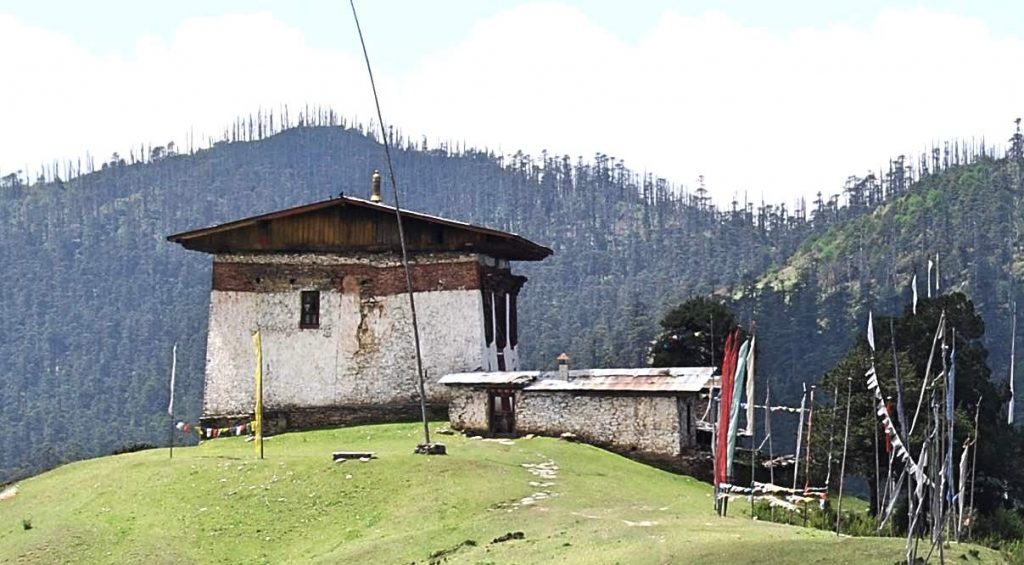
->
[0,423,1000,564]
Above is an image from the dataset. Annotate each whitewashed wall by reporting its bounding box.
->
[204,287,487,416]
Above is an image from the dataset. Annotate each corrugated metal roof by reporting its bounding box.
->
[567,367,714,379]
[438,367,715,393]
[438,371,539,386]
[524,374,712,393]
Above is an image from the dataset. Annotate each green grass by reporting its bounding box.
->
[0,423,1003,564]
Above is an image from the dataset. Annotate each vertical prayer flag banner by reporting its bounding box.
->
[927,259,934,298]
[867,311,876,352]
[958,439,970,531]
[1011,302,1017,426]
[912,274,918,315]
[253,330,264,459]
[168,342,177,417]
[715,330,739,486]
[744,335,756,436]
[726,338,751,480]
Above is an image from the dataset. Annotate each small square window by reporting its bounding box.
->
[300,290,320,329]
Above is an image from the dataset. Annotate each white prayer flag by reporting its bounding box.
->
[744,336,756,436]
[168,342,177,417]
[1011,303,1017,425]
[867,311,876,351]
[957,439,971,532]
[912,273,918,315]
[927,259,934,298]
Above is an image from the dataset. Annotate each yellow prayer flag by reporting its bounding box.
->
[253,330,264,459]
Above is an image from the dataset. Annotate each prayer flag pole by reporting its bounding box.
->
[764,383,775,521]
[835,375,853,535]
[967,396,981,540]
[748,329,757,520]
[168,342,177,460]
[253,330,264,460]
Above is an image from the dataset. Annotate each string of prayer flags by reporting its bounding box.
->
[867,364,930,486]
[738,402,806,414]
[173,420,254,440]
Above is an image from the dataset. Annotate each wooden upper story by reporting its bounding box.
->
[168,196,552,261]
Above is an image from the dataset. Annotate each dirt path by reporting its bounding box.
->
[0,485,17,501]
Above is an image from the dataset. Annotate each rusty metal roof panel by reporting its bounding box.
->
[439,367,716,393]
[524,374,713,393]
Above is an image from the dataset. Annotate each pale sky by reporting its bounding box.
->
[1,1,1023,205]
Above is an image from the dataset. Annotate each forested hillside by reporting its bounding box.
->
[0,112,1019,482]
[734,131,1024,414]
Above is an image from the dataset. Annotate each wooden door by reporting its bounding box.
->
[489,390,515,436]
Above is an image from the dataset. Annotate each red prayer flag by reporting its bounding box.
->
[715,329,741,485]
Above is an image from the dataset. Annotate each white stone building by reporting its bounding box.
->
[439,367,715,472]
[168,182,551,430]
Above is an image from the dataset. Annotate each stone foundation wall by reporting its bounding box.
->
[200,402,448,435]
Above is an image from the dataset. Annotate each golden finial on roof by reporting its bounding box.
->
[371,169,382,202]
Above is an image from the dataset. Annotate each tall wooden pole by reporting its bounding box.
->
[967,396,981,540]
[793,384,808,492]
[712,394,720,514]
[765,383,775,521]
[823,381,839,491]
[168,342,177,460]
[804,386,816,491]
[350,0,432,449]
[253,330,264,460]
[835,376,853,535]
[873,410,881,519]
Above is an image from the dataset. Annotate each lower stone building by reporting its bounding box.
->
[439,367,715,473]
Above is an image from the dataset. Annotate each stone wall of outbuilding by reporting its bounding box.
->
[515,391,688,459]
[446,388,491,434]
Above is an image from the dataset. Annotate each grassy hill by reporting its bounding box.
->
[0,423,1001,564]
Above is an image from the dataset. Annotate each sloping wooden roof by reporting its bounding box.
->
[167,196,552,261]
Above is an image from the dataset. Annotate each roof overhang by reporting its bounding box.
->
[167,196,552,261]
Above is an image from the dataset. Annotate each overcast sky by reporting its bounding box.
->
[2,1,1023,205]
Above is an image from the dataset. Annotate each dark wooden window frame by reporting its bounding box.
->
[300,290,321,329]
[482,291,494,345]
